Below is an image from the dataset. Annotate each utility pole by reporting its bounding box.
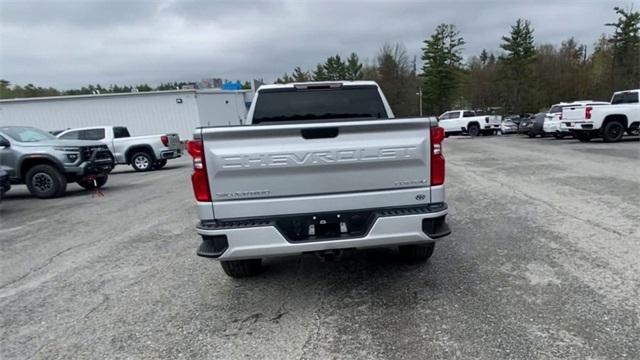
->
[416,87,423,117]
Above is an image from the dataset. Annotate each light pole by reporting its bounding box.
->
[416,87,423,117]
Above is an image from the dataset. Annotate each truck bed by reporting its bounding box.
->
[198,118,437,219]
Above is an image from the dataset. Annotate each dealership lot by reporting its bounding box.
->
[1,135,638,359]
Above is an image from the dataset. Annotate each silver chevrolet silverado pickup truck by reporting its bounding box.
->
[188,81,450,277]
[57,126,181,171]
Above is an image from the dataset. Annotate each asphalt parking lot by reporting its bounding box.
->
[1,134,639,359]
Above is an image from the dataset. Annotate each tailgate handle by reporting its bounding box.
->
[301,128,339,139]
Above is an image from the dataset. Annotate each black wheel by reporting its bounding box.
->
[627,126,639,136]
[220,259,262,278]
[153,159,167,169]
[602,121,624,143]
[527,132,536,138]
[553,133,562,139]
[468,124,480,137]
[76,175,108,190]
[130,152,153,172]
[25,164,66,199]
[575,132,592,142]
[399,243,435,262]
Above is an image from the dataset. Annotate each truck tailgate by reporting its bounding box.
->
[200,118,434,219]
[562,106,587,121]
[166,133,181,149]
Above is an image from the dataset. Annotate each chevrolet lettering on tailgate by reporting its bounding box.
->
[221,146,418,169]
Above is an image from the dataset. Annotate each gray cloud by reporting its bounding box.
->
[0,0,633,89]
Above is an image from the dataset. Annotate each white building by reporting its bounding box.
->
[0,89,250,140]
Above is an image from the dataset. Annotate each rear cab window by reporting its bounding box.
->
[252,85,388,124]
[463,111,475,118]
[79,129,105,140]
[439,111,460,120]
[113,127,130,138]
[549,105,564,113]
[59,131,80,140]
[611,91,639,104]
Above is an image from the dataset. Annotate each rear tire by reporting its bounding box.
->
[575,132,592,142]
[399,243,435,262]
[25,164,66,199]
[76,175,108,190]
[220,259,262,278]
[130,152,153,172]
[468,124,480,137]
[527,132,536,138]
[602,121,624,143]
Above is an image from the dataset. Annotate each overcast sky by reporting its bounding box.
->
[0,0,636,89]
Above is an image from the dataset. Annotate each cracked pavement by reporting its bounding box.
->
[1,135,639,359]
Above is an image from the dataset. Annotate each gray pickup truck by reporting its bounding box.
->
[187,81,451,277]
[57,126,181,171]
[0,126,114,198]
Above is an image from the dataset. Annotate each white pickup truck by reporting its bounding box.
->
[543,100,610,139]
[58,126,181,171]
[187,81,451,277]
[438,110,501,136]
[562,89,640,142]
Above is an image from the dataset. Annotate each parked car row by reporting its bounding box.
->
[494,89,639,143]
[0,125,182,199]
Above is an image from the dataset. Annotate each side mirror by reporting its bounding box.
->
[0,138,10,147]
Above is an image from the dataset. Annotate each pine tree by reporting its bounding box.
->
[292,67,311,82]
[606,6,640,89]
[312,64,328,81]
[323,55,348,80]
[479,49,489,65]
[421,24,465,115]
[499,18,536,113]
[275,73,294,84]
[346,53,363,80]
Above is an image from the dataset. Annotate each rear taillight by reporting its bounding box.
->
[161,135,169,146]
[186,139,211,202]
[559,113,563,120]
[430,126,445,186]
[585,106,592,120]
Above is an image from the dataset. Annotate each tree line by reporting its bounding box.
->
[276,6,639,116]
[1,6,638,117]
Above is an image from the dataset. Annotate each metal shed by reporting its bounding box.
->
[0,89,249,140]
